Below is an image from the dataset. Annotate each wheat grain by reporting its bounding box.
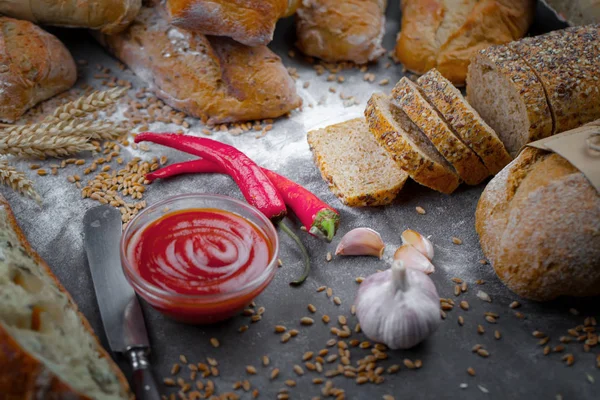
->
[0,160,42,203]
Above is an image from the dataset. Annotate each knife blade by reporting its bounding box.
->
[83,205,160,400]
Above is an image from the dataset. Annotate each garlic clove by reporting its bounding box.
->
[393,244,435,274]
[401,229,434,260]
[335,228,385,259]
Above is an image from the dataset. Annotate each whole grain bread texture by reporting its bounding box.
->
[295,0,387,64]
[392,77,489,185]
[0,0,141,34]
[395,0,535,86]
[476,139,600,301]
[508,24,600,135]
[0,194,132,399]
[98,4,301,125]
[467,45,553,157]
[418,69,512,175]
[307,117,408,207]
[365,92,460,194]
[167,0,300,46]
[0,17,77,123]
[542,0,600,26]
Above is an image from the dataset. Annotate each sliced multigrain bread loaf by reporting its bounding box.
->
[509,25,600,135]
[467,45,553,157]
[418,69,512,175]
[307,118,409,207]
[391,77,489,185]
[365,92,460,194]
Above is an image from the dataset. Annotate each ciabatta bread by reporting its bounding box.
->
[0,194,132,399]
[98,4,302,125]
[0,17,77,123]
[307,118,408,207]
[295,0,387,64]
[365,92,460,194]
[0,0,141,34]
[417,69,512,175]
[167,0,300,46]
[476,128,600,301]
[396,0,535,86]
[392,77,489,185]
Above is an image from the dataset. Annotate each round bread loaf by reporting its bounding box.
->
[476,146,600,301]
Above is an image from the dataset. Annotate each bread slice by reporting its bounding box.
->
[392,77,489,185]
[307,118,409,207]
[418,69,512,175]
[364,92,460,194]
[509,25,600,135]
[0,195,131,399]
[466,45,553,157]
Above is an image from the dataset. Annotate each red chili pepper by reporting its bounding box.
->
[146,160,340,242]
[134,133,286,221]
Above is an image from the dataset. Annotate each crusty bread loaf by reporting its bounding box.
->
[0,17,77,123]
[307,118,408,207]
[0,0,141,34]
[418,69,512,175]
[365,92,460,194]
[396,0,535,86]
[99,5,302,125]
[295,0,386,64]
[509,25,600,135]
[476,142,600,301]
[167,0,300,46]
[391,77,489,185]
[543,0,600,26]
[0,194,132,399]
[467,45,553,157]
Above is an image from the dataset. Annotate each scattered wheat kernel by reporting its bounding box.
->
[246,366,257,375]
[403,359,415,369]
[569,308,580,316]
[356,376,369,385]
[317,286,327,292]
[355,277,364,283]
[562,354,575,366]
[274,325,286,333]
[301,317,315,325]
[461,282,468,292]
[210,338,220,348]
[460,301,469,310]
[281,333,291,343]
[477,349,489,358]
[270,368,280,380]
[171,364,181,375]
[37,169,48,176]
[163,377,176,386]
[338,315,347,326]
[313,378,324,384]
[416,206,426,215]
[515,312,526,319]
[238,325,248,333]
[326,339,337,347]
[179,355,188,364]
[414,360,423,369]
[485,316,497,324]
[285,379,296,387]
[293,365,304,376]
[454,285,461,296]
[509,301,521,309]
[553,345,565,353]
[322,315,331,323]
[452,237,462,245]
[334,297,342,305]
[477,325,485,334]
[289,329,299,337]
[326,252,332,262]
[251,315,262,322]
[532,331,546,338]
[467,367,476,376]
[303,351,314,361]
[494,330,501,340]
[308,304,317,313]
[538,337,550,346]
[326,288,333,297]
[388,365,400,374]
[451,277,463,284]
[458,316,465,326]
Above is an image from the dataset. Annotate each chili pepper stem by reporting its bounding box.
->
[310,209,340,243]
[277,220,311,286]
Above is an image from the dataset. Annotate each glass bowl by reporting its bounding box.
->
[120,193,279,324]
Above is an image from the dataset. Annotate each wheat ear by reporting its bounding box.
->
[0,159,42,203]
[44,87,128,122]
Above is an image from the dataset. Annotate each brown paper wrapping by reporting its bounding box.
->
[526,120,600,193]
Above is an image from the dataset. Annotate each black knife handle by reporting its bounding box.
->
[125,347,161,400]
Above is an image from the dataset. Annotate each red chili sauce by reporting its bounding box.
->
[127,209,274,323]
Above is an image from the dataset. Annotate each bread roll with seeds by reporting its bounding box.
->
[466,46,553,157]
[307,118,408,207]
[365,92,460,194]
[418,69,512,175]
[391,77,489,185]
[0,194,132,399]
[476,139,600,301]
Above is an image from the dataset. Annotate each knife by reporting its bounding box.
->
[83,205,161,400]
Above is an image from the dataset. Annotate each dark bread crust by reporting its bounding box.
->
[0,194,132,399]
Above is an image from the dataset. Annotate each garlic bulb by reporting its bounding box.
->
[401,229,434,260]
[355,260,441,349]
[394,244,435,274]
[335,228,385,259]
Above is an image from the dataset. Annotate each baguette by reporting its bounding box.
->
[0,0,141,34]
[0,194,131,399]
[466,45,553,157]
[98,5,302,125]
[418,69,512,175]
[295,0,387,64]
[307,118,408,207]
[476,138,600,301]
[365,92,460,194]
[0,17,77,123]
[391,77,489,185]
[167,0,300,46]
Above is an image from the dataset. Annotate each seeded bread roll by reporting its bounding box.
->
[392,77,489,185]
[0,17,77,123]
[509,25,600,135]
[418,69,512,175]
[466,46,553,157]
[365,92,460,194]
[307,118,408,207]
[98,4,302,124]
[0,194,132,399]
[476,141,600,301]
